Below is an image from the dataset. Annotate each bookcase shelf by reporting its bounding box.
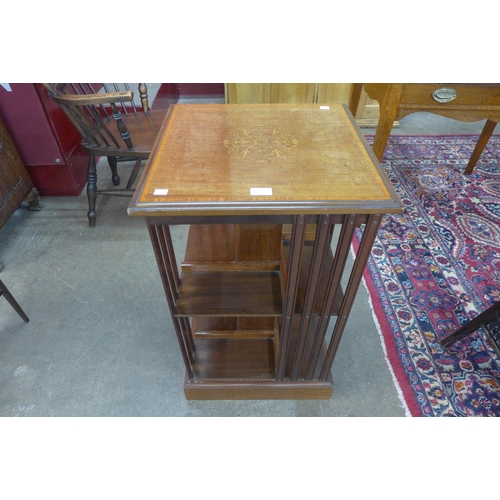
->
[175,270,282,317]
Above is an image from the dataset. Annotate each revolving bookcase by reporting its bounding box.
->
[128,103,402,399]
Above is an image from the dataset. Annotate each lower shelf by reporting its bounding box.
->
[184,376,334,400]
[185,316,334,399]
[191,338,276,380]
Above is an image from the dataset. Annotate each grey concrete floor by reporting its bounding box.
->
[0,100,491,417]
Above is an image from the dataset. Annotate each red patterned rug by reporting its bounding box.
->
[358,135,500,417]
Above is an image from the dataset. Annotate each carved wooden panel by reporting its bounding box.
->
[0,118,34,229]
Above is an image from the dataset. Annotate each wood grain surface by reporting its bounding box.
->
[129,103,402,217]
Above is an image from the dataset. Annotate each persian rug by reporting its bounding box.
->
[357,135,500,417]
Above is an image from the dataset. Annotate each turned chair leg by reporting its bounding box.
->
[108,156,120,186]
[126,158,143,189]
[87,154,97,227]
[0,280,30,323]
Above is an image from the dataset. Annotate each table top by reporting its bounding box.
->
[128,103,402,217]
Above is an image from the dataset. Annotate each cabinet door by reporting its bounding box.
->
[225,83,317,103]
[315,83,352,103]
[0,118,33,229]
[226,83,358,104]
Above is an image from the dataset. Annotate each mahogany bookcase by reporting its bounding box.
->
[128,103,402,400]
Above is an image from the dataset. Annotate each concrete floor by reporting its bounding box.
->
[0,99,491,417]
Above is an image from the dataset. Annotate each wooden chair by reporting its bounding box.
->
[440,301,500,357]
[0,279,29,323]
[42,84,167,227]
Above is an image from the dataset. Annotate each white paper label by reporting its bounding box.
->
[250,187,273,196]
[320,105,330,110]
[153,189,169,195]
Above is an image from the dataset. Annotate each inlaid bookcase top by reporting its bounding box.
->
[128,104,401,217]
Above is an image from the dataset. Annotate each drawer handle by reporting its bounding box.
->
[432,87,457,103]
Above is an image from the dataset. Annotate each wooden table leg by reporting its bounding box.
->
[348,84,364,117]
[464,119,497,175]
[371,85,404,162]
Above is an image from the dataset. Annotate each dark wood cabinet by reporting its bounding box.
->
[0,117,41,230]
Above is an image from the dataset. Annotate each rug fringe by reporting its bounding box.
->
[349,244,413,416]
[348,243,413,416]
[361,275,413,417]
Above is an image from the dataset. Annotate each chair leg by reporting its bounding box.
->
[0,280,30,323]
[440,302,500,348]
[464,119,497,175]
[87,154,97,227]
[108,156,120,186]
[126,158,143,189]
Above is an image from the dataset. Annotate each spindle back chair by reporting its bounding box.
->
[42,83,167,227]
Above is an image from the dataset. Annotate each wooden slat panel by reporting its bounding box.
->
[282,239,343,315]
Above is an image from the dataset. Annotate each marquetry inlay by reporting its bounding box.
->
[129,104,404,216]
[223,125,298,161]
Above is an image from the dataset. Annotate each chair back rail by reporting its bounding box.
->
[42,83,148,150]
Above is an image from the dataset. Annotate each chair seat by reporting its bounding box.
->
[81,108,167,158]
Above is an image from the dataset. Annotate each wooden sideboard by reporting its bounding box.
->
[224,83,383,126]
[348,83,500,166]
[225,83,353,105]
